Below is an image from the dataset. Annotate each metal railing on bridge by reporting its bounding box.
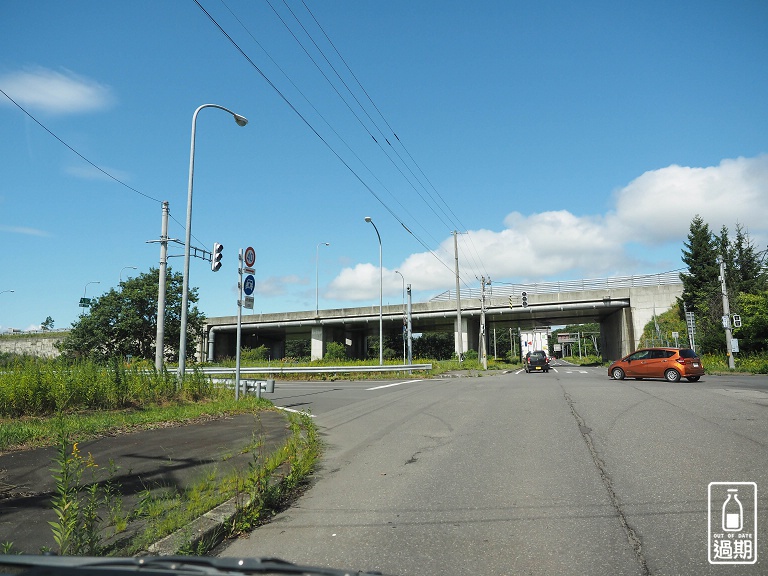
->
[430,271,683,302]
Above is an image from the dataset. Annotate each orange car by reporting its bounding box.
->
[608,347,704,382]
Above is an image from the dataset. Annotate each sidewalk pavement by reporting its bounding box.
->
[0,410,291,555]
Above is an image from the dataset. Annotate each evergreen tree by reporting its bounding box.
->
[679,216,722,353]
[731,223,766,296]
[679,215,719,315]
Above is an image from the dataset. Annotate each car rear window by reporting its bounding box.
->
[530,351,545,360]
[679,349,699,359]
[651,350,674,359]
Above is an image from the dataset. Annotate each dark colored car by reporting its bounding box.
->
[525,350,550,373]
[608,347,704,382]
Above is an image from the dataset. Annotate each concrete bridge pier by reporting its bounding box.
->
[310,326,328,361]
[600,307,634,361]
[455,317,471,358]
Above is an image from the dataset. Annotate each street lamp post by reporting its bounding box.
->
[365,216,383,365]
[120,266,138,283]
[316,242,330,315]
[178,104,248,379]
[395,270,405,363]
[81,281,100,309]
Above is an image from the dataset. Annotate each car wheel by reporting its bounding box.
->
[611,367,625,380]
[686,376,701,382]
[665,369,681,383]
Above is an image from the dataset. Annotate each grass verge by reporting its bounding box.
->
[0,396,273,453]
[1,406,320,557]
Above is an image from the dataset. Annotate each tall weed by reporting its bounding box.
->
[0,358,220,418]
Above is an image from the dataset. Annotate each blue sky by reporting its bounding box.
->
[1,0,767,332]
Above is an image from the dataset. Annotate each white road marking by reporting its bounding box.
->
[277,406,316,418]
[367,379,424,391]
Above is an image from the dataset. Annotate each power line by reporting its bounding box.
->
[293,0,490,280]
[0,88,161,204]
[195,0,466,283]
[0,87,210,252]
[265,0,456,245]
[217,0,444,253]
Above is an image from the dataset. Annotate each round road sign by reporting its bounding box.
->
[243,274,255,296]
[244,246,256,268]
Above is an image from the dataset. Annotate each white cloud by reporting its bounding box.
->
[0,224,49,237]
[611,155,768,245]
[256,275,308,297]
[326,264,384,300]
[0,67,114,114]
[327,154,768,301]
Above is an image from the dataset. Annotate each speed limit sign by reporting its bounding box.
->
[244,246,256,268]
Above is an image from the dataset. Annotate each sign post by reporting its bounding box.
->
[235,247,255,400]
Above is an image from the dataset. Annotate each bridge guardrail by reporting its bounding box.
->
[431,271,683,301]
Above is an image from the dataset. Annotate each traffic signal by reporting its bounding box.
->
[211,242,224,272]
[733,314,742,328]
[521,291,528,308]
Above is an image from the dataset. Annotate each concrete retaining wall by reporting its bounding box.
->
[0,332,66,358]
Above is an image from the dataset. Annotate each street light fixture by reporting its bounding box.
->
[365,216,383,365]
[120,266,138,283]
[80,281,100,309]
[83,281,99,296]
[316,242,330,315]
[178,104,248,378]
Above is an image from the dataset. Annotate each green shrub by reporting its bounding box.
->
[240,346,270,363]
[462,349,478,361]
[324,342,347,361]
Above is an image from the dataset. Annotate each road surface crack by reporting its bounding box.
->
[563,391,651,576]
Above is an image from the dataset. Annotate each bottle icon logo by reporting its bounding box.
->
[721,488,743,532]
[708,482,757,565]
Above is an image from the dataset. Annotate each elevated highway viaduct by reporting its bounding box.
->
[202,273,683,363]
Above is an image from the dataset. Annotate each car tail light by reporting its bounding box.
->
[676,357,686,365]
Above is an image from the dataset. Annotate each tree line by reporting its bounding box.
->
[678,215,767,354]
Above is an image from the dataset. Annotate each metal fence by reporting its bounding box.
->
[193,364,433,376]
[431,271,683,302]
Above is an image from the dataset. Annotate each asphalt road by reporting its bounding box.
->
[219,364,768,575]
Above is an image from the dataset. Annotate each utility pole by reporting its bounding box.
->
[148,201,170,372]
[406,284,413,364]
[453,231,464,362]
[718,255,736,369]
[479,276,491,369]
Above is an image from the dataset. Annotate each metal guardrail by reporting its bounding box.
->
[195,363,432,376]
[431,271,683,301]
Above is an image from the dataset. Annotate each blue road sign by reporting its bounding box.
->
[243,274,255,296]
